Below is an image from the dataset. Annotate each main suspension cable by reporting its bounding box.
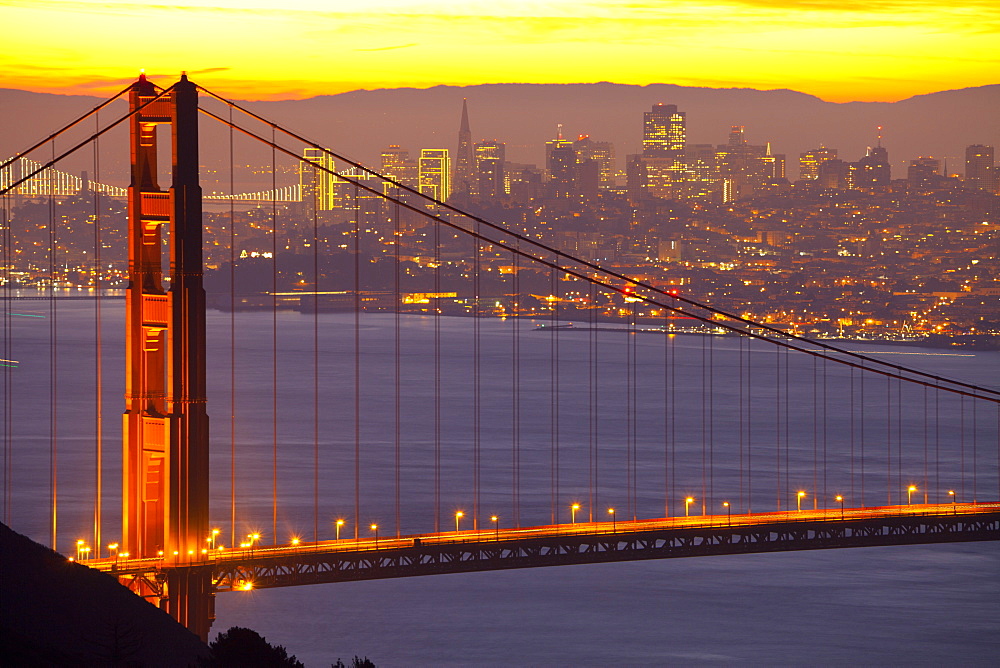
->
[193,84,1000,400]
[193,102,999,404]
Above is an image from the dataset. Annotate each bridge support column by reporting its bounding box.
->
[165,566,216,642]
[122,73,211,637]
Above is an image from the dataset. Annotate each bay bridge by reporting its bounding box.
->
[1,75,997,641]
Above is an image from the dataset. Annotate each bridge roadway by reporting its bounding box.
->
[84,503,999,597]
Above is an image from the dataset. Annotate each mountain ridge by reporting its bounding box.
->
[2,82,997,179]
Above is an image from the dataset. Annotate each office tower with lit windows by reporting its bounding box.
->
[643,103,685,160]
[636,104,686,200]
[546,126,577,198]
[573,135,616,188]
[799,147,838,180]
[453,99,475,195]
[419,148,451,201]
[965,144,996,193]
[380,145,419,189]
[300,147,337,215]
[908,157,942,190]
[475,141,505,198]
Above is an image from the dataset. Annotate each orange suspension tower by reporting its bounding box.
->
[122,73,212,638]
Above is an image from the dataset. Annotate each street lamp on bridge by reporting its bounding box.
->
[949,490,956,514]
[571,503,581,524]
[685,497,695,517]
[335,519,345,541]
[370,523,379,549]
[797,491,806,512]
[722,501,731,526]
[608,508,616,533]
[835,495,844,520]
[455,511,464,533]
[907,485,917,505]
[491,515,499,541]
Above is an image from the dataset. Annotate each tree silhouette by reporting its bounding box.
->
[332,657,377,668]
[203,626,304,667]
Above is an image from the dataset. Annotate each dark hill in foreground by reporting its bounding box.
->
[0,522,208,666]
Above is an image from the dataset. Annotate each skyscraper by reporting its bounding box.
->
[965,144,996,193]
[300,147,337,214]
[799,147,838,180]
[573,135,616,188]
[908,156,941,190]
[637,104,686,200]
[545,125,576,198]
[643,103,685,160]
[475,141,505,198]
[453,99,475,195]
[380,145,418,189]
[419,148,451,202]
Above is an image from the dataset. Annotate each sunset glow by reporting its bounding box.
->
[1,1,998,101]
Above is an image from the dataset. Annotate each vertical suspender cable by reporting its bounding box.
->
[822,355,828,506]
[774,345,780,509]
[590,282,596,521]
[353,182,361,539]
[860,362,866,506]
[739,333,745,512]
[897,376,903,504]
[628,299,635,519]
[850,367,856,504]
[709,327,715,514]
[394,197,401,537]
[512,239,520,527]
[813,354,818,509]
[670,296,677,514]
[708,334,718,515]
[971,395,977,502]
[313,166,320,543]
[48,141,58,550]
[923,385,929,504]
[960,396,966,502]
[473,227,480,529]
[554,265,561,522]
[630,296,637,519]
[549,266,557,524]
[93,115,103,552]
[664,310,670,517]
[747,332,753,512]
[271,128,279,545]
[887,373,893,505]
[2,163,11,524]
[229,106,237,549]
[702,332,708,515]
[433,211,441,533]
[554,264,561,522]
[934,381,940,495]
[783,346,789,508]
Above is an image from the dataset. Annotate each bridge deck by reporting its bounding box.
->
[85,503,1000,595]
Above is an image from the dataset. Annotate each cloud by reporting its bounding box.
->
[188,67,232,74]
[355,43,418,52]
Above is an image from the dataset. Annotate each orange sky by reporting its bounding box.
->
[1,0,998,102]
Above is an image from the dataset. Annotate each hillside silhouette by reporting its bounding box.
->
[0,522,208,666]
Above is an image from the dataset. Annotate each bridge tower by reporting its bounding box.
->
[122,74,213,639]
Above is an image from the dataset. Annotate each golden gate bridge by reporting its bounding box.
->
[1,75,998,640]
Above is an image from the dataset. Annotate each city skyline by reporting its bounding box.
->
[2,0,998,102]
